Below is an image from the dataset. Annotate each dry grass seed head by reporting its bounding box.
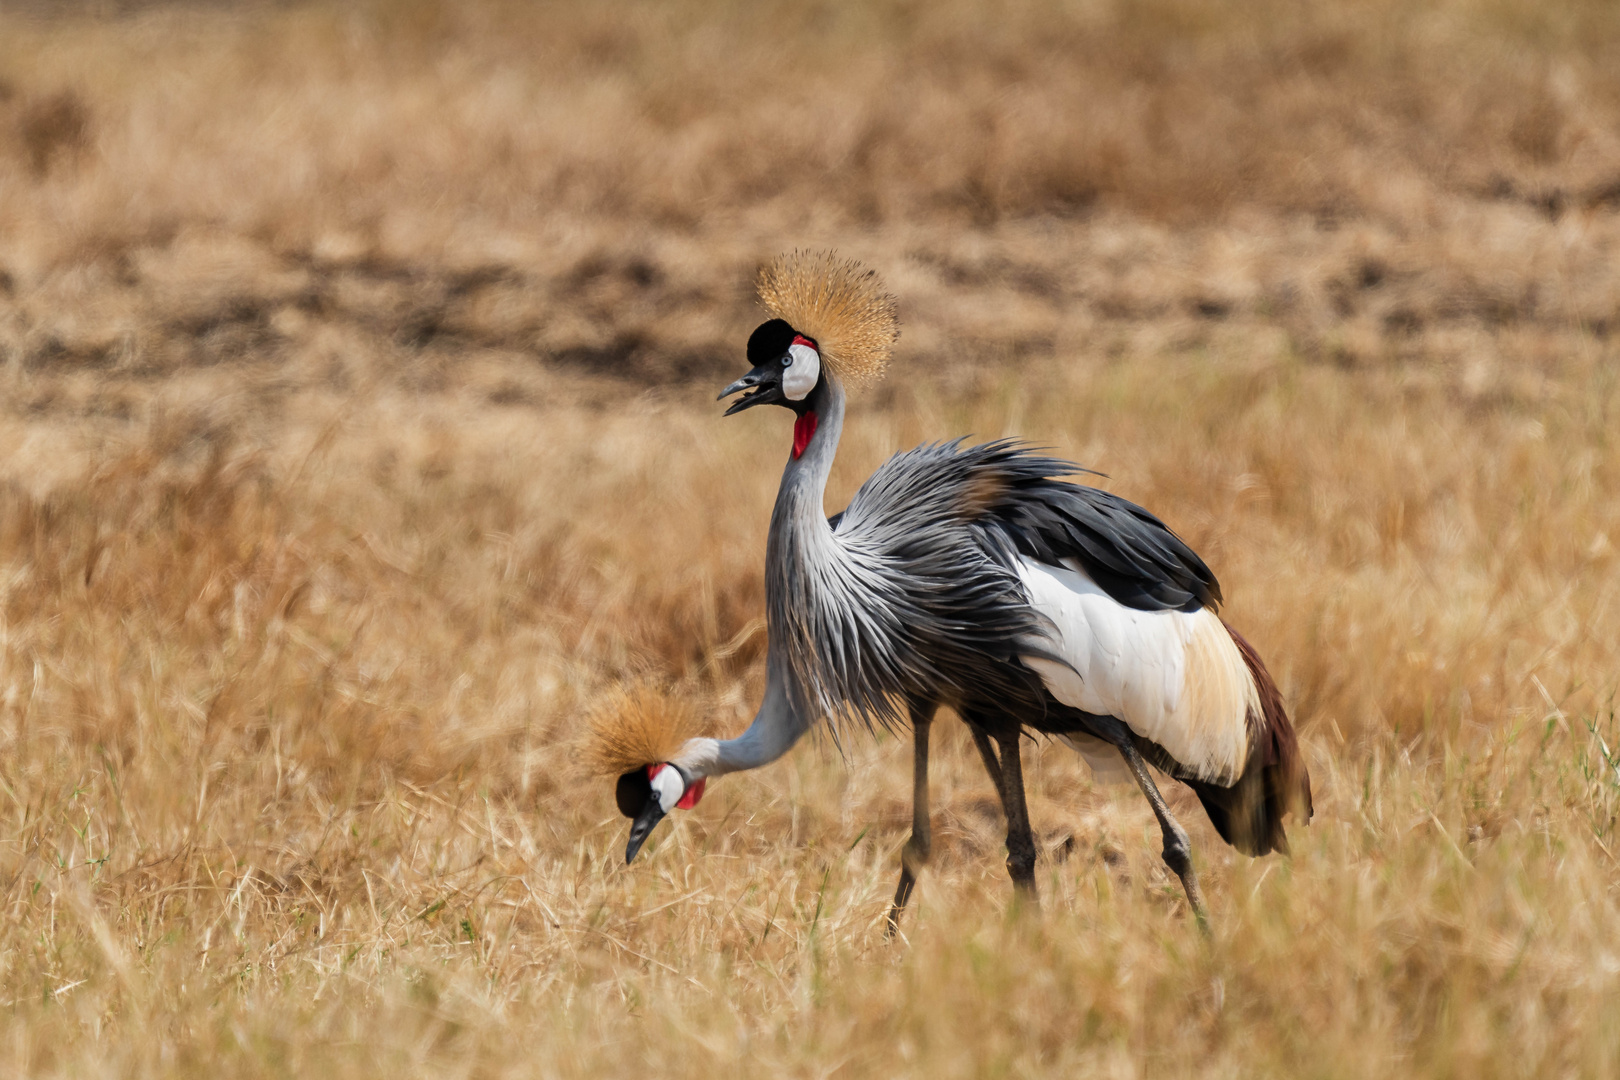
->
[579,683,705,778]
[757,251,899,389]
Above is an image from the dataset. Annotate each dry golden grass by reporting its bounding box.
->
[1,1,1619,1076]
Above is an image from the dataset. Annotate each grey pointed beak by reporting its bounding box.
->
[718,361,784,415]
[624,800,667,864]
[717,373,757,400]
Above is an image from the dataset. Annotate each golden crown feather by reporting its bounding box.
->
[578,683,709,779]
[757,251,899,389]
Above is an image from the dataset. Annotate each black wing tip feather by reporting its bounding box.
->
[970,454,1221,613]
[858,438,1218,613]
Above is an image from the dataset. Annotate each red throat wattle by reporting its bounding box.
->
[792,412,819,459]
[647,763,706,809]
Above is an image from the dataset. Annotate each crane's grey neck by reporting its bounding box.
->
[770,375,846,550]
[671,377,846,780]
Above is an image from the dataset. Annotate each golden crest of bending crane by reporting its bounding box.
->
[579,684,704,779]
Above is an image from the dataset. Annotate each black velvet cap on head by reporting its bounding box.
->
[615,768,653,818]
[746,318,798,366]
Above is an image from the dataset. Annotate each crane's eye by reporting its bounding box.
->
[782,354,793,367]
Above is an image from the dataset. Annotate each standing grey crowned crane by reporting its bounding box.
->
[597,252,1312,928]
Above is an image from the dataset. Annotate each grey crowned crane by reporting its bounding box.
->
[594,252,1312,928]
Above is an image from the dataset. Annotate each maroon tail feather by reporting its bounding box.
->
[1181,624,1313,857]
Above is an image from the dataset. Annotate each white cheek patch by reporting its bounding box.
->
[650,766,686,813]
[782,343,820,401]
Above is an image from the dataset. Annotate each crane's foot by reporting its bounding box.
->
[1006,834,1041,912]
[885,839,927,939]
[886,705,935,941]
[884,872,915,938]
[996,731,1041,913]
[1114,734,1212,935]
[1007,870,1041,913]
[1161,823,1210,935]
[965,718,1043,916]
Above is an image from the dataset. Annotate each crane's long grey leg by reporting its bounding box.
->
[885,700,936,938]
[1116,739,1209,930]
[994,732,1039,906]
[970,727,1007,807]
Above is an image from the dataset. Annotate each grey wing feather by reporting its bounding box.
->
[778,439,1218,738]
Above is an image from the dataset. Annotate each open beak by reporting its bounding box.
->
[718,361,784,415]
[624,800,667,864]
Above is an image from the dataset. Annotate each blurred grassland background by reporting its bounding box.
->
[1,0,1620,1076]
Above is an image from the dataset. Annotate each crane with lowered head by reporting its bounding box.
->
[590,252,1312,930]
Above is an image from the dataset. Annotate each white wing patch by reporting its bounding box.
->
[1016,557,1258,785]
